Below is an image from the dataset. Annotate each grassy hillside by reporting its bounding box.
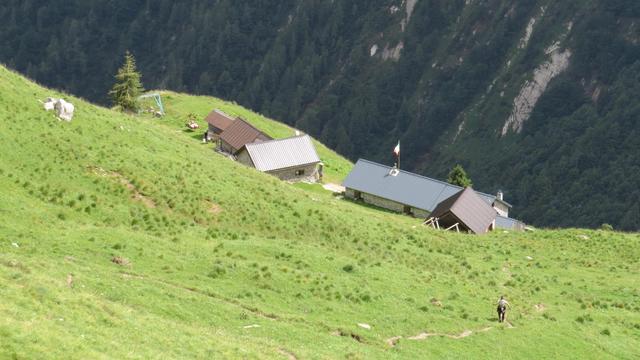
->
[141,90,353,184]
[1,65,639,359]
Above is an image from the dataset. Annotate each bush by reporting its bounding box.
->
[207,266,226,279]
[601,329,611,336]
[600,223,614,231]
[342,264,354,273]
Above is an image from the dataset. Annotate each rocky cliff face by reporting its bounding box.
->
[1,0,639,229]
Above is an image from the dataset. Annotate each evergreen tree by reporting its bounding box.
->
[109,51,144,112]
[447,164,473,188]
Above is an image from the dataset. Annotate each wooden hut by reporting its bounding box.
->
[425,187,497,234]
[204,109,234,141]
[218,118,271,154]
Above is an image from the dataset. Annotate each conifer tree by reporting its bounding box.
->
[447,164,473,188]
[110,51,144,112]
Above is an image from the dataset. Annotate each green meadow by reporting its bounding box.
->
[0,65,639,359]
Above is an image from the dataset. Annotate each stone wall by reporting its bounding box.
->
[267,163,318,182]
[235,149,254,167]
[493,202,509,217]
[362,192,405,212]
[345,188,431,218]
[412,208,430,219]
[219,140,236,154]
[345,188,357,199]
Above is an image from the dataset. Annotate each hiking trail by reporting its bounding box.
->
[386,322,515,347]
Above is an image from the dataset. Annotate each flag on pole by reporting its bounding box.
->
[393,141,400,157]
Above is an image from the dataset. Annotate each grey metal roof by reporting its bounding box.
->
[342,159,497,212]
[244,135,320,172]
[430,187,497,234]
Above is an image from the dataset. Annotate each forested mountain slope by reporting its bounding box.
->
[2,0,639,229]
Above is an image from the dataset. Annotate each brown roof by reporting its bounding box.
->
[205,109,234,131]
[429,187,497,234]
[219,118,271,152]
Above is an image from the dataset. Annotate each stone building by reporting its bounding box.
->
[218,118,271,154]
[342,159,524,230]
[236,135,321,182]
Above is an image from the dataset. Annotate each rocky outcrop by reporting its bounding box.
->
[401,0,418,32]
[381,42,404,61]
[501,47,572,135]
[519,7,546,49]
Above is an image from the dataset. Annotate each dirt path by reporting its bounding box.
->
[386,322,517,347]
[322,183,345,193]
[407,329,474,341]
[277,348,298,360]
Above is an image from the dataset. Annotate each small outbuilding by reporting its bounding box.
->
[425,187,497,234]
[205,109,235,141]
[218,118,271,154]
[236,135,321,182]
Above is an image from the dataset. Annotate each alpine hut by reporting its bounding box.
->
[218,118,271,155]
[236,135,321,181]
[342,159,524,230]
[205,109,235,141]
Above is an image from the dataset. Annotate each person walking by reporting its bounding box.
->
[497,296,510,323]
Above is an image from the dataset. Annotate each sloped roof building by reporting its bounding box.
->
[342,159,523,230]
[236,135,321,181]
[427,187,497,234]
[205,109,235,139]
[218,118,271,154]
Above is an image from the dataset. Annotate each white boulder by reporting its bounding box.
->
[43,97,75,122]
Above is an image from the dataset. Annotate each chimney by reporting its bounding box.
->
[496,190,504,201]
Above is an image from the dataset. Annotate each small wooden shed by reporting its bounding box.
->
[204,109,235,141]
[425,187,497,234]
[218,118,271,154]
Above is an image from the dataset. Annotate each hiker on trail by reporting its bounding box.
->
[497,296,510,322]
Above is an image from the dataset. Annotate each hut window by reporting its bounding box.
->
[295,169,305,176]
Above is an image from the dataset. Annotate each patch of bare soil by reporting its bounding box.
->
[111,256,131,266]
[505,321,515,328]
[389,326,494,347]
[1,259,30,273]
[278,348,298,360]
[386,336,402,346]
[205,200,222,215]
[407,333,437,340]
[322,183,345,193]
[408,329,473,340]
[121,272,144,279]
[332,329,364,343]
[534,303,546,312]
